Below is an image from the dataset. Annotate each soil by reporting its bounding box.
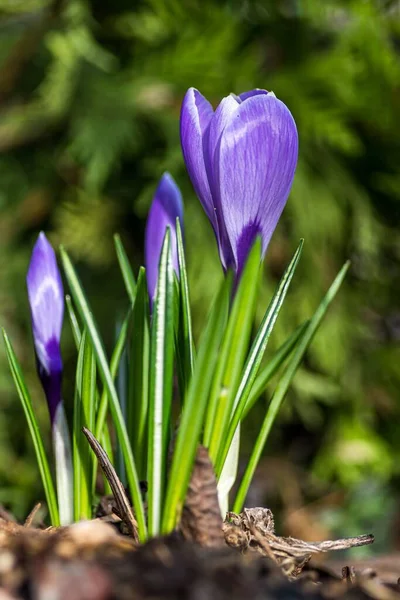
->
[0,443,397,600]
[0,515,398,600]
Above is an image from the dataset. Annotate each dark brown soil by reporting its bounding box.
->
[0,517,398,600]
[0,444,393,599]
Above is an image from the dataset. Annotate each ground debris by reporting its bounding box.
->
[0,450,389,600]
[224,507,374,578]
[180,445,225,547]
[0,516,398,600]
[83,427,140,543]
[23,504,42,529]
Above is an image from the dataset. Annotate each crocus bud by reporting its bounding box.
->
[145,172,184,305]
[27,232,64,424]
[180,88,298,278]
[27,232,73,525]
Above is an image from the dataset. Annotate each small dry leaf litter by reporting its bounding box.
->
[0,437,397,600]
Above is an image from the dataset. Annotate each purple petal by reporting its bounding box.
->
[204,95,240,269]
[27,232,64,421]
[238,89,269,102]
[38,357,62,424]
[206,95,240,171]
[145,172,183,303]
[236,222,263,279]
[215,94,298,273]
[180,88,215,228]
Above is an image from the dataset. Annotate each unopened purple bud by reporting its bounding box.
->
[145,172,183,305]
[27,232,64,423]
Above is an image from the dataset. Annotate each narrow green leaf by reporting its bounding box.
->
[114,233,137,305]
[175,219,195,393]
[66,295,82,348]
[94,308,131,451]
[116,317,128,482]
[92,309,130,493]
[67,295,117,498]
[100,425,115,464]
[60,247,146,541]
[81,330,96,514]
[161,274,231,534]
[100,427,113,495]
[242,321,309,420]
[147,229,175,536]
[216,240,303,477]
[173,274,182,397]
[233,261,350,512]
[73,330,86,521]
[127,267,150,480]
[205,240,261,461]
[2,330,59,526]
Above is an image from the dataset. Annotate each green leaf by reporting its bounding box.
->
[60,247,146,541]
[66,295,82,348]
[205,239,261,462]
[216,240,303,477]
[147,229,175,536]
[242,321,309,420]
[81,330,96,517]
[173,275,182,395]
[68,296,113,498]
[94,307,131,484]
[2,329,59,526]
[100,426,113,495]
[161,273,231,534]
[92,309,131,491]
[114,233,137,305]
[233,261,350,513]
[127,267,150,480]
[73,330,86,520]
[175,219,195,394]
[73,331,84,521]
[67,295,123,497]
[95,309,132,439]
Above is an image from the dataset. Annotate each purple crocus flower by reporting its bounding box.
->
[145,172,183,304]
[180,88,298,277]
[27,232,73,525]
[27,232,64,424]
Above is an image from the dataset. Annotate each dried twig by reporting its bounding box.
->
[83,427,139,543]
[224,508,374,578]
[256,532,374,559]
[24,503,42,528]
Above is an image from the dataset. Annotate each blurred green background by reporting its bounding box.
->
[0,0,399,552]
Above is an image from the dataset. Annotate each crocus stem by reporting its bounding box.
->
[217,423,240,517]
[52,403,74,525]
